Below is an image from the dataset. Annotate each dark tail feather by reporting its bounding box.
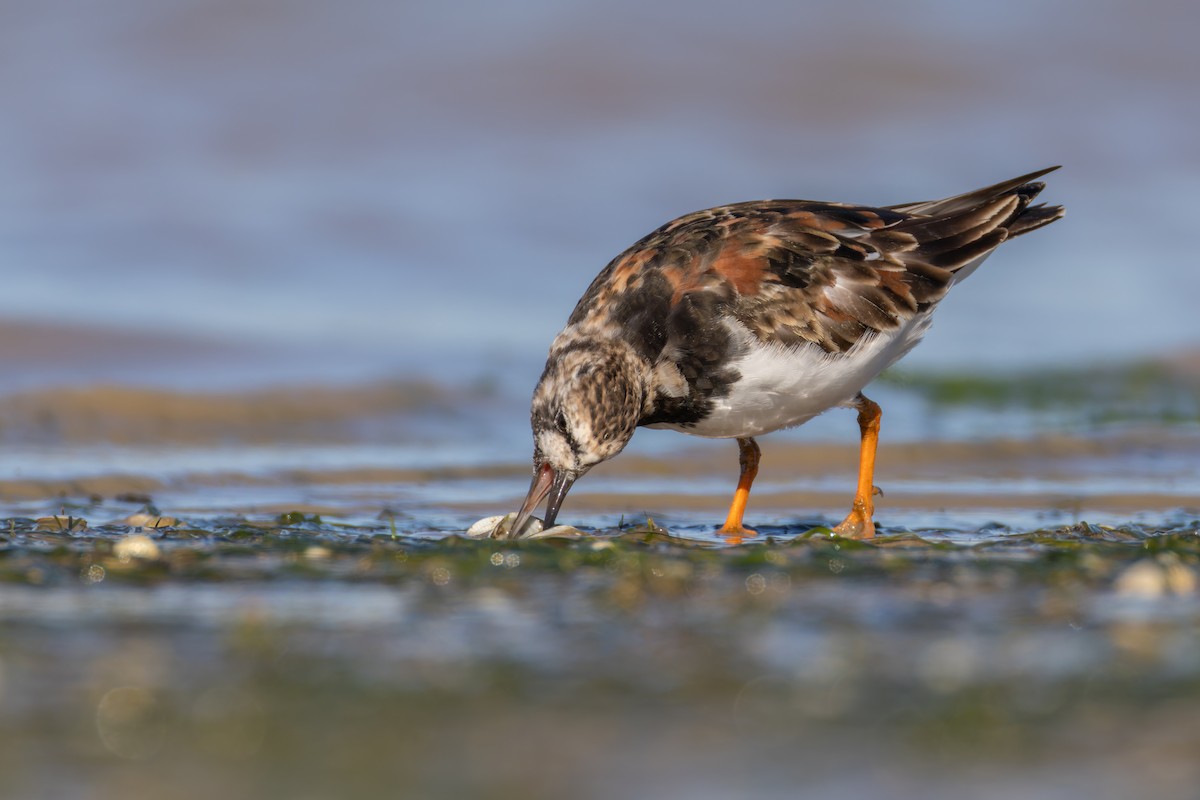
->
[889,167,1064,276]
[885,166,1062,217]
[1007,202,1064,238]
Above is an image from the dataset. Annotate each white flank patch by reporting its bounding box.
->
[657,314,933,439]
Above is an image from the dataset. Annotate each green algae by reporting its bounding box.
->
[883,360,1200,426]
[1,509,1198,800]
[1,511,1196,592]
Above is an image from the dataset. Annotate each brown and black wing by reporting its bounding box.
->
[713,167,1064,353]
[566,169,1063,425]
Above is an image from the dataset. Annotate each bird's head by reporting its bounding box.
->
[506,339,646,538]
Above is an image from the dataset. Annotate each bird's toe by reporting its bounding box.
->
[832,512,876,540]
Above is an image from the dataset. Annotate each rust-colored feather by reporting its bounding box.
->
[516,169,1063,535]
[566,168,1064,360]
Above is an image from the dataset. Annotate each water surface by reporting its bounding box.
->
[2,3,1199,797]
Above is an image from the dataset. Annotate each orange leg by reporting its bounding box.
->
[719,437,760,540]
[832,393,881,539]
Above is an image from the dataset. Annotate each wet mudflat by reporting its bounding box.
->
[1,488,1199,800]
[0,364,1198,799]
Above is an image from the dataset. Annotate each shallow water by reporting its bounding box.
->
[0,396,1196,794]
[2,506,1199,800]
[3,4,1200,791]
[1,358,1198,798]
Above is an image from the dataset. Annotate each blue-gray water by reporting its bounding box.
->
[3,5,1200,800]
[1,0,1197,395]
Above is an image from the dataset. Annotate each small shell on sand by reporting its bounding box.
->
[466,513,587,540]
[1115,556,1197,598]
[114,534,161,561]
[123,513,179,529]
[35,515,88,532]
[467,513,543,539]
[528,525,586,539]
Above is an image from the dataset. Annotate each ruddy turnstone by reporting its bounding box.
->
[503,168,1063,540]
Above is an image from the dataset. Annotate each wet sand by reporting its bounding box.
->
[0,380,451,444]
[2,430,1194,527]
[1,340,1198,799]
[1,504,1198,800]
[0,421,1197,800]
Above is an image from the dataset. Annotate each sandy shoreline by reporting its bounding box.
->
[0,380,457,445]
[1,319,1195,521]
[1,431,1195,520]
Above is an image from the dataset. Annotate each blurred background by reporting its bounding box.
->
[1,0,1197,398]
[4,6,1200,800]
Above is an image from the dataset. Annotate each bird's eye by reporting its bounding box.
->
[554,410,568,432]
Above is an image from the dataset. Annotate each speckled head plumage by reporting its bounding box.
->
[508,337,648,535]
[503,168,1064,539]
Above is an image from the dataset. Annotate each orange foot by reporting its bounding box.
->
[717,437,761,545]
[833,394,882,540]
[717,523,758,546]
[831,510,875,539]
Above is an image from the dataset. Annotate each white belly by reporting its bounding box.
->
[653,313,933,439]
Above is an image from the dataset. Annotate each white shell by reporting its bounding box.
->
[123,513,179,529]
[114,534,161,561]
[466,513,545,539]
[1115,558,1198,598]
[524,525,585,540]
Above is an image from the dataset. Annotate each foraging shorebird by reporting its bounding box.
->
[504,168,1063,539]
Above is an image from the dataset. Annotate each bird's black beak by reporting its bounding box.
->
[507,463,576,540]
